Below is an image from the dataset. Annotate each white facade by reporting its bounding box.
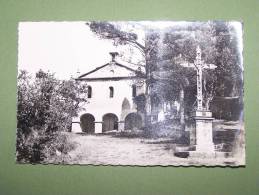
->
[72,53,145,133]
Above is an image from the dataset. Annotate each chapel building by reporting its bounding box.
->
[71,52,146,133]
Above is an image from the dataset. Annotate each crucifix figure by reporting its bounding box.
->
[180,46,217,111]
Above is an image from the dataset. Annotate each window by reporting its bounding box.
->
[87,86,92,98]
[132,85,136,97]
[109,86,114,98]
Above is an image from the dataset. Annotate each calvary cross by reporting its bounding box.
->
[180,46,217,111]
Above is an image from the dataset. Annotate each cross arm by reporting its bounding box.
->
[203,63,217,70]
[180,62,197,69]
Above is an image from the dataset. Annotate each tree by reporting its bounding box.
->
[88,21,243,127]
[158,21,243,118]
[133,93,146,113]
[88,22,200,128]
[88,22,160,126]
[16,70,88,163]
[145,29,196,128]
[151,62,194,128]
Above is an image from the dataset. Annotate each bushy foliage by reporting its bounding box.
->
[133,93,146,112]
[42,132,77,164]
[16,70,87,163]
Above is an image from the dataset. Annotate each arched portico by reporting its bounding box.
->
[80,113,95,133]
[102,113,119,132]
[124,112,142,130]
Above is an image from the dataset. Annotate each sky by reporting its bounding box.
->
[18,21,192,80]
[18,21,145,79]
[18,21,243,79]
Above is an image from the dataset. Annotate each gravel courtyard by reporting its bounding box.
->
[67,133,181,165]
[65,130,242,166]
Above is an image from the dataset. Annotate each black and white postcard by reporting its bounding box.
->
[16,21,245,166]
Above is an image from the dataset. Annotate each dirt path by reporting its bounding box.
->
[67,133,187,165]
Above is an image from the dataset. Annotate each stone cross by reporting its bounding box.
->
[177,46,218,154]
[180,46,217,111]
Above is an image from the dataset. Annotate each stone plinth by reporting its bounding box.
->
[192,110,215,154]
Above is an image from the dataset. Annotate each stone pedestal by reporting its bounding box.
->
[192,110,215,153]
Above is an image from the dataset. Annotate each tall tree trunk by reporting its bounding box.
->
[144,46,151,130]
[179,88,185,130]
[144,84,151,128]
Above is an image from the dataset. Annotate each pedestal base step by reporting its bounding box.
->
[174,150,231,159]
[173,145,194,158]
[173,145,231,159]
[188,151,216,158]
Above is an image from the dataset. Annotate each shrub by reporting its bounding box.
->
[16,70,87,163]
